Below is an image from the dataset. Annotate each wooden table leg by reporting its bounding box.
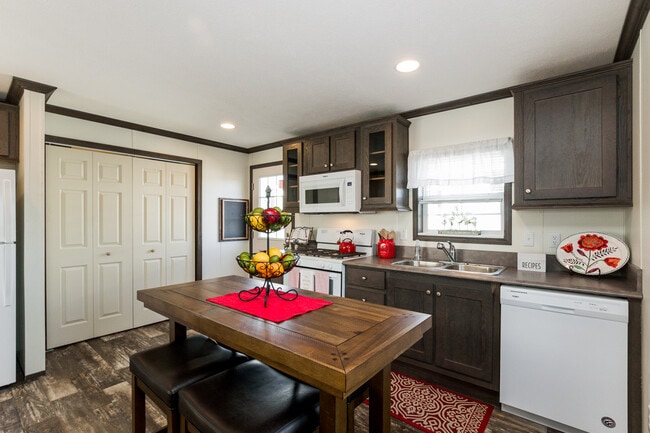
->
[169,319,187,342]
[319,392,348,433]
[368,365,391,433]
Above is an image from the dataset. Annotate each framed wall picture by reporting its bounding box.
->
[219,198,249,241]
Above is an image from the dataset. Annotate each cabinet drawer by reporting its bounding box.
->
[345,267,385,289]
[346,286,385,305]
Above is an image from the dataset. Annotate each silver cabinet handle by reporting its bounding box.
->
[525,188,532,194]
[436,291,441,297]
[329,163,333,167]
[362,196,367,200]
[361,298,367,302]
[425,290,431,295]
[361,276,367,280]
[323,163,328,168]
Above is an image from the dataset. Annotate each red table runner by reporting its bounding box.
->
[207,289,332,323]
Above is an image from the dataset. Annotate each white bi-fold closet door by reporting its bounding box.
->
[46,145,195,349]
[132,156,195,327]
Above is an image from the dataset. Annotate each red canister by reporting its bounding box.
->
[377,239,395,259]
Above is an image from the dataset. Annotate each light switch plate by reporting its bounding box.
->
[517,253,546,272]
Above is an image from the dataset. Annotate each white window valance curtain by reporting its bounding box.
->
[407,137,514,189]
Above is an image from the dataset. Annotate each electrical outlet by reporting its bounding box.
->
[549,232,562,248]
[523,231,535,247]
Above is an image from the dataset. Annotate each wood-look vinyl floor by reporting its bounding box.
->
[0,322,548,433]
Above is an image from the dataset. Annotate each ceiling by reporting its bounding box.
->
[0,1,637,149]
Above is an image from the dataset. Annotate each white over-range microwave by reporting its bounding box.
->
[299,169,361,213]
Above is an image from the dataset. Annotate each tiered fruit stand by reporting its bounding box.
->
[235,188,299,307]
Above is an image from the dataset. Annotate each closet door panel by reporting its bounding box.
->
[133,158,166,327]
[93,153,133,336]
[46,147,94,349]
[166,163,195,285]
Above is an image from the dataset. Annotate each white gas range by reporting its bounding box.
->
[283,228,376,297]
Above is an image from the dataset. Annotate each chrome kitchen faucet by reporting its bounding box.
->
[437,241,456,263]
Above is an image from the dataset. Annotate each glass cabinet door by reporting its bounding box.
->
[282,141,302,213]
[360,122,392,207]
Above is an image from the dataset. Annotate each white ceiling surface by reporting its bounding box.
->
[0,1,630,148]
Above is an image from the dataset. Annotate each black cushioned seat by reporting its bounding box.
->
[179,359,320,433]
[130,334,249,433]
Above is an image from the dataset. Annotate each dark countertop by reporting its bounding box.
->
[344,256,642,300]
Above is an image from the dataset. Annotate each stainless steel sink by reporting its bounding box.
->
[391,259,506,275]
[391,259,448,268]
[443,263,506,275]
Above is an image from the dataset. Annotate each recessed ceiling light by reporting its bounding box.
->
[396,60,420,73]
[220,122,235,130]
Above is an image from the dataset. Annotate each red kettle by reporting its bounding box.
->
[338,230,356,254]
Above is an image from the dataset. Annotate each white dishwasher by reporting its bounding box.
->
[500,285,628,433]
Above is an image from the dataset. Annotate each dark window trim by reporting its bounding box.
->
[248,161,283,253]
[412,183,512,246]
[44,134,204,279]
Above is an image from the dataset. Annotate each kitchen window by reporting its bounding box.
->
[408,138,513,245]
[256,173,284,240]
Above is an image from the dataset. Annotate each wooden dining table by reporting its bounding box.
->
[137,275,431,433]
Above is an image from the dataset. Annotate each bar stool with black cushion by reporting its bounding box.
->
[130,334,249,433]
[179,359,320,433]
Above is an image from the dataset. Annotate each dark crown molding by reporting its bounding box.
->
[615,0,650,61]
[46,105,249,154]
[6,77,57,105]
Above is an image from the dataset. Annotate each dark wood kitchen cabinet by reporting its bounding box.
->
[359,115,410,211]
[345,267,386,305]
[282,141,302,213]
[0,103,19,161]
[302,128,356,175]
[512,60,632,208]
[385,269,498,389]
[433,278,496,384]
[387,272,434,363]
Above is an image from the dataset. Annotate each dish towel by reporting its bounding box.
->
[313,270,330,294]
[286,268,300,288]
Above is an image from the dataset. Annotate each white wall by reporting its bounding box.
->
[295,98,629,256]
[45,113,251,279]
[632,21,650,432]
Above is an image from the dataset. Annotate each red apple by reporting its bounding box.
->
[262,207,281,225]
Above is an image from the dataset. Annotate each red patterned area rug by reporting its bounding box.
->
[373,371,493,433]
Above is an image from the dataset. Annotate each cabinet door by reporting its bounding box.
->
[434,280,494,382]
[282,142,302,213]
[514,61,632,207]
[360,122,392,207]
[303,135,330,175]
[387,273,433,363]
[0,103,18,161]
[329,128,356,171]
